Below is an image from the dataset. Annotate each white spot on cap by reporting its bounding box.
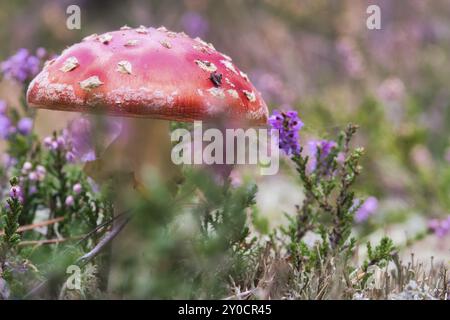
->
[79,76,104,91]
[225,78,235,88]
[220,60,238,75]
[227,89,239,99]
[222,53,232,61]
[124,39,139,47]
[44,58,56,68]
[240,71,250,82]
[120,25,132,30]
[160,40,172,49]
[136,25,148,34]
[98,33,113,44]
[117,60,132,74]
[83,33,98,41]
[194,37,215,50]
[243,90,256,102]
[166,31,177,38]
[197,89,204,97]
[157,26,168,32]
[195,60,217,72]
[59,57,79,72]
[193,45,210,54]
[207,87,225,99]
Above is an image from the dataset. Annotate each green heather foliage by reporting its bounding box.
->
[0,86,446,299]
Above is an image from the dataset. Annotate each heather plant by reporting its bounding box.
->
[0,44,448,301]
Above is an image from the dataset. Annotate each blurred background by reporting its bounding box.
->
[1,0,449,296]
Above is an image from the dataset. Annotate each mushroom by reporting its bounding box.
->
[26,26,270,260]
[26,26,268,125]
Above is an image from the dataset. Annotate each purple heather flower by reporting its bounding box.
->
[65,117,96,162]
[28,171,38,181]
[56,136,66,149]
[29,185,37,195]
[17,117,33,135]
[65,195,74,207]
[9,185,22,199]
[73,183,82,195]
[1,48,41,83]
[64,116,122,163]
[269,110,303,155]
[354,196,379,223]
[428,216,450,238]
[22,161,33,174]
[43,136,53,148]
[35,165,46,181]
[181,11,209,38]
[65,151,75,163]
[0,114,12,139]
[307,139,337,173]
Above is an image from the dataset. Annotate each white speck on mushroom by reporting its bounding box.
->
[179,32,188,37]
[195,60,217,72]
[44,58,56,68]
[166,31,177,38]
[157,26,168,32]
[83,33,98,41]
[197,89,204,96]
[160,40,172,49]
[193,45,210,54]
[124,39,139,47]
[222,53,232,61]
[116,60,132,74]
[60,57,79,72]
[98,33,113,44]
[227,89,239,99]
[243,90,256,102]
[225,78,235,87]
[120,25,132,30]
[136,25,148,34]
[195,37,215,50]
[240,71,250,81]
[79,76,104,91]
[220,60,238,75]
[87,93,105,107]
[207,87,225,99]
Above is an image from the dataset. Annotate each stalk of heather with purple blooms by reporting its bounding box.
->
[307,139,337,174]
[268,110,303,156]
[1,177,22,255]
[428,216,450,238]
[354,196,379,223]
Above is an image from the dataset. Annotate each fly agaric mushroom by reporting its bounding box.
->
[26,26,268,125]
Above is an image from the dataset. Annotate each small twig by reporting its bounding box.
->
[75,210,129,246]
[18,238,72,246]
[0,217,65,236]
[223,288,257,300]
[76,216,131,266]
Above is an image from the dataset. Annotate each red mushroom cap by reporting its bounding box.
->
[27,26,268,125]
